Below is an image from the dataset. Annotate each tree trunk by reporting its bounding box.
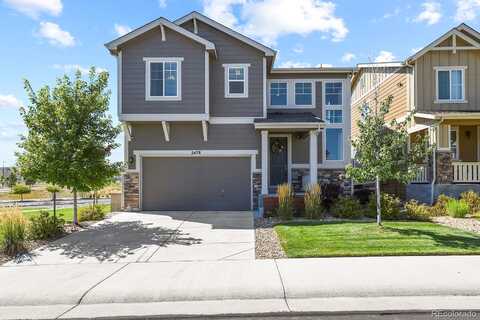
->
[73,190,78,225]
[53,192,57,219]
[376,175,382,226]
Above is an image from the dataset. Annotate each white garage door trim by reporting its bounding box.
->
[133,150,258,210]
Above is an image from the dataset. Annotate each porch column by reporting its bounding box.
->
[261,130,269,194]
[309,130,319,185]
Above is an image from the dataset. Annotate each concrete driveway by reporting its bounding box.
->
[5,211,254,266]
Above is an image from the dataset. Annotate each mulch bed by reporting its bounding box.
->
[255,218,287,259]
[432,216,480,234]
[0,224,83,265]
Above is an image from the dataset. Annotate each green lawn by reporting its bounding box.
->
[21,204,111,223]
[275,221,480,258]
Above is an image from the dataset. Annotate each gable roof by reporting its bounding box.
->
[174,11,276,57]
[105,17,216,55]
[407,23,480,63]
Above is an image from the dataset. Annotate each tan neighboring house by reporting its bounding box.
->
[351,23,480,203]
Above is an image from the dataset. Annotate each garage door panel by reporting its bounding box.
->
[142,157,251,211]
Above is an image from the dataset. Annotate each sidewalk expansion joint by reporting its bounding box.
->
[54,262,130,319]
[274,259,291,312]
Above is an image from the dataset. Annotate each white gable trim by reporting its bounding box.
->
[408,28,480,62]
[105,17,215,54]
[175,11,276,57]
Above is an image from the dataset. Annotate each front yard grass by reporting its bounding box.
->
[275,221,480,258]
[21,204,111,224]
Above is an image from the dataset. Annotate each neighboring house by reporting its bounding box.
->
[351,23,480,203]
[105,11,353,212]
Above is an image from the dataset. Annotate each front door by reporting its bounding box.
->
[269,137,288,187]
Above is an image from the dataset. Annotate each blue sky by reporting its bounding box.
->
[1,0,479,166]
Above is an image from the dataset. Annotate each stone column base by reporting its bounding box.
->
[123,172,140,211]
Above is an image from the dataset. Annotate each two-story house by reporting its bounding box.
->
[351,23,480,203]
[105,11,353,213]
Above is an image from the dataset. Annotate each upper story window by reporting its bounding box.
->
[143,57,183,101]
[435,67,466,103]
[326,110,343,124]
[295,82,313,106]
[325,81,343,106]
[326,128,343,161]
[224,64,250,98]
[270,82,287,106]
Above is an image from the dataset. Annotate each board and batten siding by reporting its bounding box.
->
[415,50,480,112]
[181,19,264,117]
[351,69,409,138]
[120,26,206,114]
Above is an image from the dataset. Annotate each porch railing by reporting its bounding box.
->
[411,165,429,183]
[453,162,480,183]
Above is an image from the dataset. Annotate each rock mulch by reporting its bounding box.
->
[433,216,480,234]
[254,218,287,259]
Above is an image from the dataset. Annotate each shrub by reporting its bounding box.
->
[277,183,294,221]
[321,183,342,209]
[29,211,65,240]
[366,193,402,220]
[446,199,469,218]
[79,205,107,222]
[0,207,28,256]
[430,194,452,216]
[461,190,480,215]
[354,188,373,205]
[11,184,31,201]
[331,196,363,219]
[304,183,323,219]
[404,200,432,221]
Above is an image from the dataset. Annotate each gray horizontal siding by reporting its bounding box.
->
[181,20,264,117]
[121,27,205,114]
[292,134,323,164]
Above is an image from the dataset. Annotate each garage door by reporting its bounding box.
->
[142,157,251,211]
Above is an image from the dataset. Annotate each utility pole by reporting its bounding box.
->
[2,161,4,188]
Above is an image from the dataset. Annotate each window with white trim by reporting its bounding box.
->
[224,64,249,98]
[326,110,343,124]
[436,67,465,102]
[449,126,459,160]
[144,57,183,101]
[325,81,343,106]
[326,128,343,161]
[295,82,312,106]
[270,82,287,106]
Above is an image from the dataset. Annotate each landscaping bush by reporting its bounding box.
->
[79,205,107,222]
[446,199,469,218]
[11,184,31,201]
[29,211,65,240]
[366,193,402,220]
[404,200,432,221]
[461,190,480,215]
[353,188,373,205]
[277,183,294,221]
[430,194,452,216]
[331,196,363,219]
[304,183,323,219]
[321,183,342,209]
[0,207,28,256]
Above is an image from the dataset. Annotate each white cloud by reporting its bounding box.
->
[279,61,312,68]
[53,64,107,75]
[316,63,333,67]
[158,0,167,8]
[202,0,348,45]
[375,50,396,62]
[455,0,480,21]
[293,44,304,54]
[411,47,422,54]
[0,122,26,141]
[4,0,62,18]
[37,21,75,47]
[0,94,22,108]
[415,1,442,25]
[341,52,356,62]
[114,23,132,37]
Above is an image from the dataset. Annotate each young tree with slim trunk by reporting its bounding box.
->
[17,68,122,225]
[346,95,430,225]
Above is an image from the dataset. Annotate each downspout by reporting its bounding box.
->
[430,119,443,205]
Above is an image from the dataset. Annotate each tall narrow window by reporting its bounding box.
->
[436,67,465,102]
[325,82,343,106]
[144,57,183,101]
[224,64,249,98]
[270,82,287,106]
[295,82,312,106]
[326,128,343,161]
[450,126,459,160]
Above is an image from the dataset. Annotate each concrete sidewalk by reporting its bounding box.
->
[1,256,480,319]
